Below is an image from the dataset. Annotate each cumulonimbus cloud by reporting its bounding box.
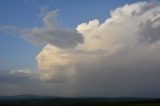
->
[35,1,160,97]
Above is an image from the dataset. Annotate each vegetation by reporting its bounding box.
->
[0,98,160,106]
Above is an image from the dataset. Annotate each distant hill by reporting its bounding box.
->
[0,94,58,100]
[0,94,158,101]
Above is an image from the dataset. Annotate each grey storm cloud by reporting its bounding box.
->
[69,44,160,97]
[139,19,160,43]
[21,27,83,48]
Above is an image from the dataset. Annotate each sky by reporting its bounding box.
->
[0,0,160,97]
[0,0,143,70]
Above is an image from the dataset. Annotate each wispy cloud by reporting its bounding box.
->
[0,10,84,48]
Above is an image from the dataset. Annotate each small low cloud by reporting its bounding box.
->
[0,69,68,96]
[0,57,8,65]
[0,70,36,84]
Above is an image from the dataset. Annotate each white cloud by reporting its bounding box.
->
[77,1,160,51]
[36,44,75,81]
